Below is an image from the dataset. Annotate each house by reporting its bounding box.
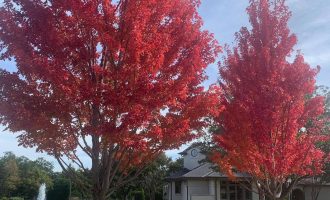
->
[163,144,330,200]
[293,179,330,200]
[163,144,258,200]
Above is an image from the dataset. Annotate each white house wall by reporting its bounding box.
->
[303,186,330,200]
[188,180,210,198]
[191,196,216,200]
[216,180,221,200]
[184,148,206,170]
[168,179,260,200]
[171,181,182,200]
[252,183,259,200]
[169,180,207,200]
[189,179,217,200]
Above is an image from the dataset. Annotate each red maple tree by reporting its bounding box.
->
[212,0,328,199]
[0,0,221,199]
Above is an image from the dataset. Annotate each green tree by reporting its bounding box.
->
[46,169,93,200]
[111,153,181,200]
[140,153,170,200]
[15,157,53,199]
[0,152,54,199]
[166,157,184,176]
[47,173,70,200]
[0,152,20,197]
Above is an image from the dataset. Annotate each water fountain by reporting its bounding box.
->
[37,183,46,200]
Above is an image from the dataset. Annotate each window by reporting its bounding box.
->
[245,189,252,200]
[191,149,198,157]
[175,181,181,194]
[219,181,252,200]
[163,184,169,197]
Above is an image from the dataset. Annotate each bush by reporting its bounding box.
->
[129,190,145,200]
[10,197,24,200]
[47,178,70,200]
[0,198,24,200]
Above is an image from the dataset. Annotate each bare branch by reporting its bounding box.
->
[55,155,91,193]
[70,151,89,173]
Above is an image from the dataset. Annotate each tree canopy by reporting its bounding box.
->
[0,0,221,199]
[212,0,329,199]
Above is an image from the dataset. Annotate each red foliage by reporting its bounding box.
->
[0,0,221,197]
[212,0,327,198]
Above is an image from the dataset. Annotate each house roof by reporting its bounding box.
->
[168,168,191,179]
[297,178,330,186]
[182,163,214,178]
[169,142,250,180]
[166,162,250,180]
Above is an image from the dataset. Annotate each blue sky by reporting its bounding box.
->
[1,0,330,171]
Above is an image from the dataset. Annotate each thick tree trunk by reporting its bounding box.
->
[91,166,111,200]
[151,190,156,200]
[92,192,107,200]
[92,186,107,200]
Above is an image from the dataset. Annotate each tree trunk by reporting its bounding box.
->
[92,190,107,200]
[259,191,266,200]
[311,184,321,200]
[151,190,156,200]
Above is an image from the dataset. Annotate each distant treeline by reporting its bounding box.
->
[0,152,90,200]
[0,152,183,200]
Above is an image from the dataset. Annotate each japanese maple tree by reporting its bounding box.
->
[212,0,328,199]
[0,0,221,199]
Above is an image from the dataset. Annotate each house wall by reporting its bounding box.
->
[251,183,259,200]
[167,179,215,200]
[188,180,210,197]
[171,181,182,200]
[188,179,216,200]
[168,179,260,200]
[303,186,330,200]
[191,196,216,200]
[216,180,221,200]
[183,147,206,170]
[216,179,258,200]
[163,183,170,200]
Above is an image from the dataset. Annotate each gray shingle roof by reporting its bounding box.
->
[167,162,250,180]
[168,168,191,179]
[182,163,215,178]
